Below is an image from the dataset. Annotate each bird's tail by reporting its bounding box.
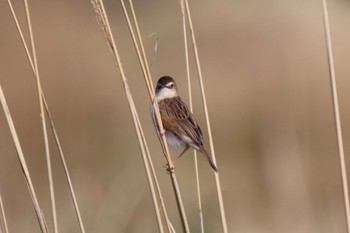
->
[201,148,218,173]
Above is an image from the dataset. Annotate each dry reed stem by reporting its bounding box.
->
[6,1,86,232]
[0,85,48,233]
[119,2,174,232]
[134,114,173,233]
[121,1,190,232]
[119,0,168,159]
[0,194,9,233]
[131,101,165,233]
[90,1,166,232]
[179,0,204,232]
[183,0,228,232]
[23,1,58,232]
[126,0,174,168]
[44,100,86,233]
[321,1,350,232]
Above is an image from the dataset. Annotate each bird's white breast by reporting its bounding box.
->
[155,87,178,101]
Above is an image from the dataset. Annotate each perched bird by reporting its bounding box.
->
[152,76,218,172]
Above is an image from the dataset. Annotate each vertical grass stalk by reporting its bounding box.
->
[6,1,86,232]
[183,0,228,232]
[129,93,165,233]
[126,0,175,169]
[44,99,86,233]
[179,0,204,232]
[134,113,173,233]
[0,85,48,233]
[90,1,168,232]
[121,1,191,232]
[321,1,350,232]
[23,1,58,232]
[0,194,9,233]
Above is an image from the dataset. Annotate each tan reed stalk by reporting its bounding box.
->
[179,0,204,232]
[6,2,86,232]
[183,0,228,232]
[23,1,58,232]
[134,113,173,233]
[0,194,9,233]
[122,1,191,232]
[119,0,167,158]
[119,2,176,232]
[0,85,48,233]
[125,0,173,167]
[321,1,350,232]
[130,97,165,233]
[90,1,166,232]
[44,99,86,233]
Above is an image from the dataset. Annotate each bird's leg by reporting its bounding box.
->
[173,145,190,163]
[162,146,188,173]
[163,163,175,174]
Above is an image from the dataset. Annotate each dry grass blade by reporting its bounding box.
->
[121,1,190,232]
[23,1,58,232]
[125,0,174,169]
[119,1,175,232]
[134,113,173,233]
[183,0,228,232]
[44,99,86,233]
[123,0,175,171]
[0,194,9,233]
[321,1,350,232]
[7,1,86,232]
[179,0,204,232]
[131,100,166,233]
[0,85,48,233]
[90,1,166,232]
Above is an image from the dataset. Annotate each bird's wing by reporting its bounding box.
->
[159,97,204,145]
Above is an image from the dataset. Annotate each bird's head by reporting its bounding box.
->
[155,76,179,101]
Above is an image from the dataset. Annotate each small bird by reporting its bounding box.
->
[152,76,218,172]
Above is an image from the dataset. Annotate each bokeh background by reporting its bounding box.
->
[1,0,350,232]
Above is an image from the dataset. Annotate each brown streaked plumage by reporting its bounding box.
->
[153,76,218,172]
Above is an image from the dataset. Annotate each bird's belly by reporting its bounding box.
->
[165,131,186,150]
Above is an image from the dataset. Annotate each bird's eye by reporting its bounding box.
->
[166,82,174,88]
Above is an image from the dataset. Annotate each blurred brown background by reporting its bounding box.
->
[1,0,350,232]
